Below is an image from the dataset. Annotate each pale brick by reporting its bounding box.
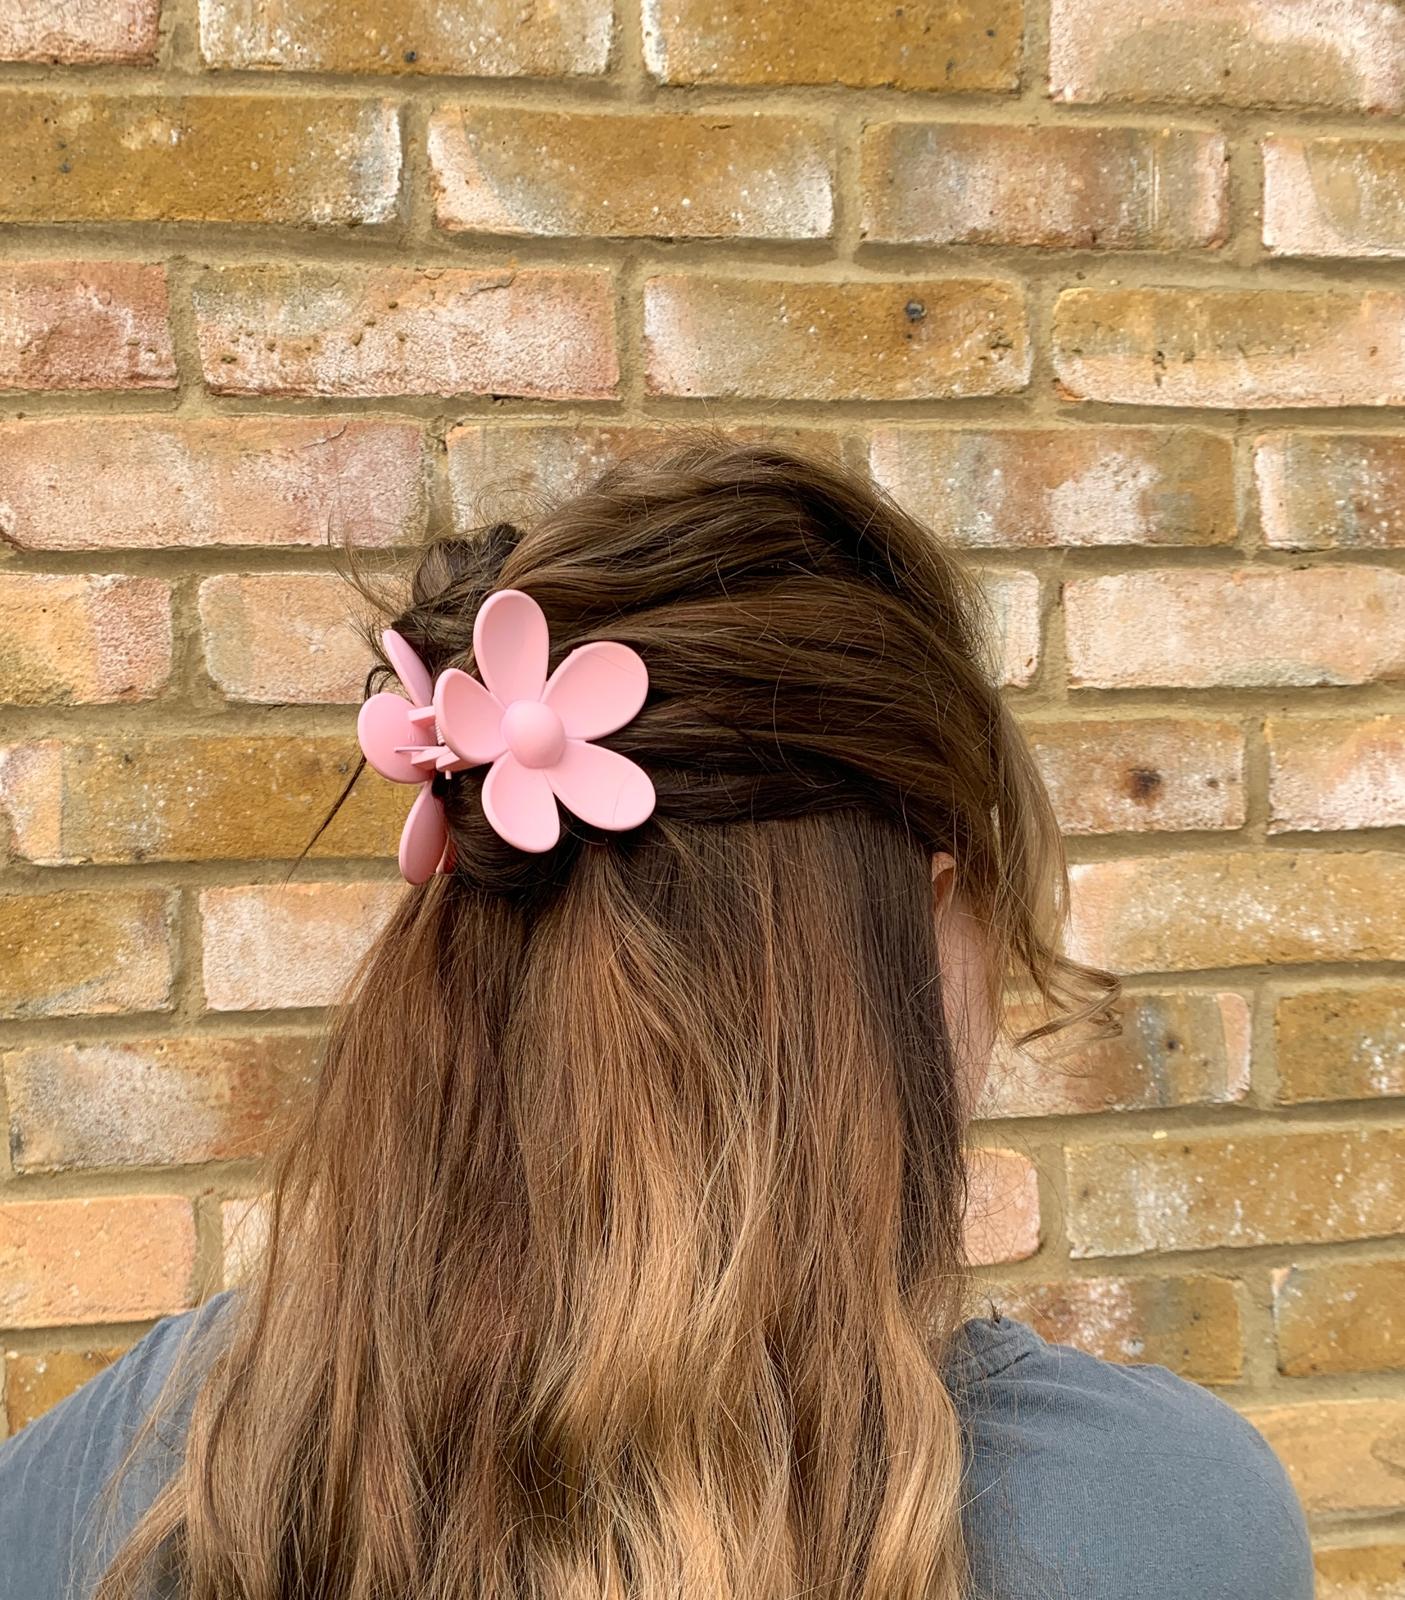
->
[0,262,174,392]
[1315,1543,1405,1599]
[201,881,401,1011]
[1245,1399,1405,1516]
[1275,985,1405,1104]
[1053,286,1405,408]
[644,275,1029,401]
[976,570,1039,689]
[1255,432,1405,550]
[194,265,617,399]
[868,426,1234,548]
[860,123,1227,249]
[1274,1259,1405,1376]
[0,418,426,552]
[964,1148,1041,1266]
[430,108,832,239]
[0,575,171,706]
[0,890,173,1021]
[199,574,373,704]
[4,1347,125,1433]
[221,1196,270,1285]
[1269,715,1405,833]
[1065,568,1405,689]
[1264,135,1405,257]
[0,1197,195,1330]
[0,0,158,62]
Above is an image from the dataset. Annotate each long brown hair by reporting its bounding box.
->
[101,438,1114,1600]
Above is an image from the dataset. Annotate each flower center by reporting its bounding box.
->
[501,699,565,769]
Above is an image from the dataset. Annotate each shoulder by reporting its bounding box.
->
[951,1314,1314,1600]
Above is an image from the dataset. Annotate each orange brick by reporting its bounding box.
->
[868,425,1234,549]
[201,881,401,1011]
[1274,1259,1405,1376]
[0,417,426,552]
[0,574,171,706]
[0,890,173,1020]
[1068,851,1405,972]
[1245,1399,1405,1515]
[1068,1127,1405,1257]
[430,108,832,239]
[1268,716,1405,832]
[1315,1543,1405,1599]
[1065,568,1405,689]
[860,123,1227,249]
[0,0,156,62]
[0,1197,195,1330]
[1264,135,1405,257]
[2,1036,315,1173]
[199,574,372,704]
[644,275,1029,401]
[1275,986,1405,1104]
[978,570,1040,688]
[1049,0,1405,112]
[964,1148,1040,1266]
[221,1196,270,1285]
[1053,287,1405,408]
[1255,432,1405,550]
[4,1346,126,1432]
[1029,717,1245,834]
[193,265,617,399]
[0,261,174,392]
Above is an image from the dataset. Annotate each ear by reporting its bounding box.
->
[931,851,957,912]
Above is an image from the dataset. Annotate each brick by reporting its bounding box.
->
[0,738,410,866]
[1065,568,1405,689]
[1275,986,1405,1104]
[644,276,1029,401]
[0,890,173,1021]
[868,426,1234,549]
[0,0,158,62]
[964,1148,1040,1266]
[1067,1127,1405,1257]
[2,1036,315,1173]
[4,1347,126,1432]
[1315,1544,1405,1599]
[1245,1399,1405,1516]
[1053,286,1405,408]
[982,990,1249,1118]
[1264,135,1405,257]
[194,265,617,400]
[860,123,1227,249]
[1255,432,1405,550]
[0,95,399,227]
[1049,0,1405,112]
[978,570,1039,688]
[430,108,832,239]
[200,0,613,76]
[1269,716,1405,832]
[0,418,426,552]
[1029,717,1245,834]
[201,881,401,1011]
[0,1197,195,1330]
[984,1274,1243,1383]
[0,575,171,706]
[1068,851,1405,972]
[1274,1259,1405,1376]
[0,262,174,392]
[222,1196,270,1285]
[199,574,372,704]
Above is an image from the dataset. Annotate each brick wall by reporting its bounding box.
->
[0,0,1402,1587]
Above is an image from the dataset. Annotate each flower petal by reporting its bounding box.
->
[399,785,449,885]
[435,667,507,767]
[482,753,560,853]
[358,692,424,784]
[382,628,434,707]
[543,641,649,740]
[473,589,549,707]
[548,740,656,834]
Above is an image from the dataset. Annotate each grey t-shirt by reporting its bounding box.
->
[0,1292,1313,1599]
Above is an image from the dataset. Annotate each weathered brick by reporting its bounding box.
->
[2,1036,315,1173]
[201,882,401,1011]
[964,1148,1040,1266]
[430,108,832,239]
[4,1346,126,1433]
[982,990,1249,1118]
[1275,985,1405,1104]
[1065,568,1405,689]
[1049,0,1405,112]
[0,262,174,392]
[194,265,618,399]
[1255,432,1405,550]
[860,123,1227,249]
[1053,287,1405,408]
[221,1196,270,1286]
[1264,135,1405,257]
[1029,717,1245,834]
[1245,1399,1405,1515]
[644,276,1029,401]
[0,0,157,63]
[0,890,173,1021]
[0,1197,195,1330]
[1269,715,1405,833]
[200,0,613,76]
[0,575,171,706]
[1315,1544,1405,1599]
[869,426,1234,549]
[0,418,426,552]
[0,95,400,226]
[0,738,409,866]
[1274,1259,1405,1376]
[978,570,1040,688]
[1068,1127,1405,1256]
[199,574,372,704]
